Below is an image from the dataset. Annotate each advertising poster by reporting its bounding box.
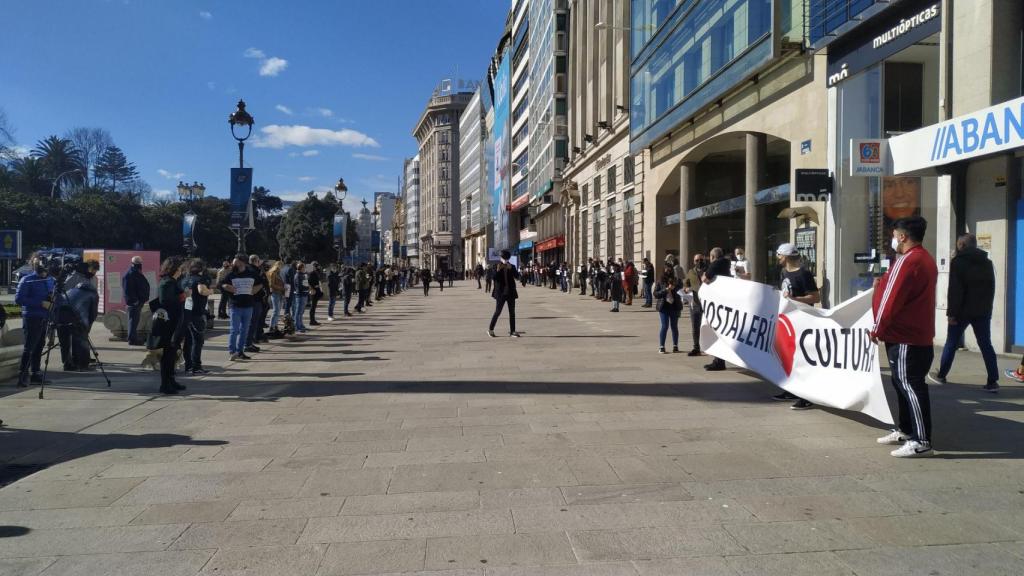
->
[183,213,198,251]
[230,168,254,230]
[881,176,920,253]
[333,213,348,249]
[492,51,511,251]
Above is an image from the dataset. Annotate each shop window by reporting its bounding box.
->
[884,62,924,135]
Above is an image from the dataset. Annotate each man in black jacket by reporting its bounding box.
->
[702,247,732,371]
[123,256,150,345]
[487,250,520,338]
[933,233,999,391]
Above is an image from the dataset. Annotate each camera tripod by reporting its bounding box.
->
[37,279,111,399]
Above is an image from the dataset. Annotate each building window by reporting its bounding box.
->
[512,123,530,148]
[555,139,568,160]
[624,155,635,184]
[608,165,617,194]
[594,174,602,199]
[582,183,589,205]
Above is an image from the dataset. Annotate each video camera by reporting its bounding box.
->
[36,251,82,287]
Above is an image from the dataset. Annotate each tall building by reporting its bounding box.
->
[354,199,373,264]
[459,85,491,272]
[509,0,533,262]
[564,0,643,267]
[403,156,420,266]
[413,80,474,272]
[374,192,397,266]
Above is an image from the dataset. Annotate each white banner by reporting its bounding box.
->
[699,277,893,424]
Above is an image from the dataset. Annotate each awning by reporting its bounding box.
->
[510,193,530,211]
[517,240,534,250]
[536,235,566,252]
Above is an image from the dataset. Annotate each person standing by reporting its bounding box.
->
[307,262,323,326]
[267,260,286,337]
[475,264,484,289]
[702,247,732,371]
[654,270,683,353]
[215,259,232,319]
[872,216,938,458]
[222,254,263,360]
[641,258,655,308]
[154,257,188,394]
[245,255,266,353]
[609,263,623,312]
[291,262,310,332]
[182,259,212,375]
[623,261,636,305]
[420,267,432,296]
[485,264,495,294]
[15,254,55,388]
[341,266,355,316]
[932,233,999,392]
[487,250,520,338]
[731,247,751,280]
[437,268,446,292]
[327,264,341,321]
[354,264,371,311]
[122,256,150,346]
[773,243,821,410]
[683,254,707,357]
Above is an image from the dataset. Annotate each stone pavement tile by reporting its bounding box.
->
[568,526,744,562]
[196,423,306,438]
[294,439,409,456]
[0,523,188,558]
[387,406,460,419]
[738,492,928,522]
[132,500,240,524]
[341,491,479,515]
[670,453,789,481]
[560,483,692,505]
[983,509,1024,537]
[632,556,736,576]
[856,467,1024,492]
[909,486,1024,513]
[407,436,504,452]
[98,457,272,478]
[685,476,874,499]
[0,557,55,576]
[178,445,226,461]
[484,445,640,462]
[37,550,213,576]
[0,478,143,511]
[483,563,638,576]
[297,468,392,498]
[459,406,526,417]
[834,543,1024,576]
[478,487,566,509]
[424,533,576,571]
[204,430,340,446]
[0,505,144,529]
[365,449,486,468]
[605,456,692,483]
[209,443,301,461]
[265,455,367,471]
[528,421,605,433]
[723,519,876,554]
[338,428,462,443]
[387,462,578,494]
[726,551,855,575]
[316,539,425,576]
[462,425,534,436]
[563,430,690,446]
[299,420,403,433]
[635,441,729,456]
[300,509,513,544]
[112,470,309,505]
[854,512,1022,545]
[498,433,573,448]
[169,518,307,549]
[199,544,328,576]
[513,499,751,533]
[16,461,112,483]
[228,497,346,520]
[566,457,621,485]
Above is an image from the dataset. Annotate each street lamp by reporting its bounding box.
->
[334,177,348,264]
[228,99,254,169]
[176,180,206,209]
[177,181,205,256]
[371,205,381,268]
[50,168,83,199]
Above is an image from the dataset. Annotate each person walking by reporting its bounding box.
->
[222,254,262,360]
[654,270,683,353]
[123,256,150,346]
[421,267,432,296]
[327,264,341,321]
[154,257,188,394]
[448,268,454,287]
[931,233,1000,392]
[609,263,623,312]
[487,250,520,338]
[683,254,707,356]
[702,247,732,371]
[182,259,212,375]
[215,259,232,319]
[475,264,484,289]
[437,268,446,292]
[267,260,286,337]
[14,253,55,388]
[485,264,495,294]
[307,262,323,326]
[872,216,938,458]
[773,243,821,410]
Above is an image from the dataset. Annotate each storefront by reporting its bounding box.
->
[536,234,565,265]
[823,0,942,303]
[517,238,535,266]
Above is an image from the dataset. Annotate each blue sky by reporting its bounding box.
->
[1,0,508,210]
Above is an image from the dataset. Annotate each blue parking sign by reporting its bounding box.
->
[0,230,22,259]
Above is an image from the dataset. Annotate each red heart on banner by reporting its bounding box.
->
[775,314,796,377]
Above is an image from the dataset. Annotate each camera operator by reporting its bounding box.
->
[14,253,56,388]
[59,260,100,371]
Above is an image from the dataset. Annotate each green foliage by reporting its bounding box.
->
[94,145,138,193]
[277,191,346,264]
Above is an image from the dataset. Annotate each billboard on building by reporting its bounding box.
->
[492,51,511,251]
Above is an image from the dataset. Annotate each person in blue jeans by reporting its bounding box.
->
[932,233,1000,392]
[291,261,309,333]
[220,254,263,361]
[641,258,655,308]
[15,254,56,387]
[122,256,150,345]
[653,272,682,354]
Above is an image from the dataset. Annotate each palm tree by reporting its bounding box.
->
[10,156,50,196]
[32,135,85,196]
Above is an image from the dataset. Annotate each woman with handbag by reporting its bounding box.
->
[654,269,683,354]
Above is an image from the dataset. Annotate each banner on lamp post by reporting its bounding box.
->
[229,168,253,229]
[699,277,893,424]
[182,213,198,250]
[333,213,347,249]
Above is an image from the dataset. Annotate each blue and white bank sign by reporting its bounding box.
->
[890,95,1024,174]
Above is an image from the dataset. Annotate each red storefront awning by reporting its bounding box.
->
[536,235,565,252]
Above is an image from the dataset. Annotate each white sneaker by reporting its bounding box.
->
[326,317,334,322]
[890,440,933,458]
[926,372,946,385]
[486,330,496,338]
[877,430,911,445]
[509,332,521,338]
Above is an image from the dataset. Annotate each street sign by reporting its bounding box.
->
[0,230,22,259]
[230,168,253,229]
[795,169,833,201]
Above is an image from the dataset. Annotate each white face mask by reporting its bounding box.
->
[891,236,900,253]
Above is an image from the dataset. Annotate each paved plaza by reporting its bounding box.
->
[1,283,1023,576]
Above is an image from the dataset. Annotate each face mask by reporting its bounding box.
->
[891,237,900,252]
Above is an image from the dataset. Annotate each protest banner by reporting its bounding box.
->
[699,276,893,424]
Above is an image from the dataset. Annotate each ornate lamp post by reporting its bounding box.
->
[177,181,205,256]
[371,205,381,268]
[334,177,348,264]
[228,99,255,252]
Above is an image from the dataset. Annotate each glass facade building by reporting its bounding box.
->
[403,155,420,262]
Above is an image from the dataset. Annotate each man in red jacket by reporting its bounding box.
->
[871,216,938,457]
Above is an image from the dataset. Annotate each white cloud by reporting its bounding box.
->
[243,47,265,59]
[275,104,294,115]
[297,176,315,182]
[316,107,333,118]
[199,10,212,20]
[353,153,389,162]
[152,189,174,200]
[10,145,30,158]
[303,150,320,157]
[254,125,379,149]
[260,57,288,77]
[157,169,184,180]
[206,81,216,91]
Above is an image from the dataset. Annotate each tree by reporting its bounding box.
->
[277,191,344,264]
[10,156,49,196]
[0,107,14,163]
[64,127,114,187]
[94,145,138,194]
[32,135,86,197]
[251,185,283,222]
